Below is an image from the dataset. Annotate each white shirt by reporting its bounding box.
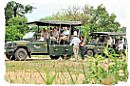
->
[63,30,70,35]
[107,37,112,45]
[39,37,44,41]
[73,31,78,36]
[70,37,81,46]
[118,43,123,50]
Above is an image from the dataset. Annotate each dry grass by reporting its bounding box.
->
[5,59,89,84]
[5,71,85,84]
[5,56,128,84]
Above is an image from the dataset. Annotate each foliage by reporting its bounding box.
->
[66,65,75,84]
[41,4,121,33]
[5,1,35,25]
[5,1,35,41]
[5,17,28,41]
[36,67,57,85]
[5,2,128,85]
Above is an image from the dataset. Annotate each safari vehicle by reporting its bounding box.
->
[84,32,126,56]
[5,20,81,61]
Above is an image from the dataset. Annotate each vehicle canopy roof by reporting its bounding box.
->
[26,20,82,27]
[90,32,126,36]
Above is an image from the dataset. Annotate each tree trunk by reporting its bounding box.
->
[13,7,17,17]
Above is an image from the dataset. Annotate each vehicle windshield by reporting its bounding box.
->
[23,32,35,39]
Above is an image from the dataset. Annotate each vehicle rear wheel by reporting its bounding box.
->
[14,48,28,61]
[86,50,94,57]
[61,55,71,60]
[50,55,60,60]
[6,54,15,60]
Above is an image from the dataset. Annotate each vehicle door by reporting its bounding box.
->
[30,40,48,53]
[27,33,48,53]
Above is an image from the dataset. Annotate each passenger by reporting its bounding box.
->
[73,30,78,36]
[39,29,45,41]
[90,37,97,45]
[72,27,78,35]
[102,36,107,45]
[50,28,59,42]
[70,33,81,61]
[59,27,70,43]
[44,29,49,40]
[123,37,127,49]
[118,41,124,55]
[39,28,49,41]
[107,36,112,47]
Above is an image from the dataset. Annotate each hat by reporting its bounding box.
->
[74,31,78,36]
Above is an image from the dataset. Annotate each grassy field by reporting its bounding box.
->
[5,55,128,85]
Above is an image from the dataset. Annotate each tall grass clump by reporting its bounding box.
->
[36,67,57,85]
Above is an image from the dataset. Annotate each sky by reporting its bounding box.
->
[5,0,128,27]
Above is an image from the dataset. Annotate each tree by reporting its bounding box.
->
[5,1,35,41]
[89,4,120,32]
[40,4,121,42]
[5,17,28,41]
[5,1,34,25]
[41,4,121,34]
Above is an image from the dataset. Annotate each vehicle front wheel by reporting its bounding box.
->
[14,48,28,61]
[85,50,94,57]
[50,55,60,60]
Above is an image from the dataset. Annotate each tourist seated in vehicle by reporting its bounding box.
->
[118,40,124,55]
[106,36,112,47]
[123,37,127,49]
[39,28,48,41]
[39,29,45,41]
[44,29,49,40]
[89,36,97,45]
[50,27,59,44]
[59,27,70,44]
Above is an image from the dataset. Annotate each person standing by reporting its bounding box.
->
[70,33,81,61]
[79,36,85,60]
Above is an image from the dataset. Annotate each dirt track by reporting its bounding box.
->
[5,56,78,62]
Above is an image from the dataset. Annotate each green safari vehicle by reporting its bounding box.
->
[5,20,81,61]
[84,32,126,56]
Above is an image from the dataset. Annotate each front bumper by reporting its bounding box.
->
[4,48,16,56]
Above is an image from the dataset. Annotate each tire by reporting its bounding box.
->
[14,48,28,61]
[86,49,94,57]
[6,54,15,60]
[50,55,59,60]
[61,55,71,60]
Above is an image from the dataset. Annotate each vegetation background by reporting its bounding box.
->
[4,1,128,85]
[5,1,126,41]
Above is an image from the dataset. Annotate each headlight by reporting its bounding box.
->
[5,42,17,48]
